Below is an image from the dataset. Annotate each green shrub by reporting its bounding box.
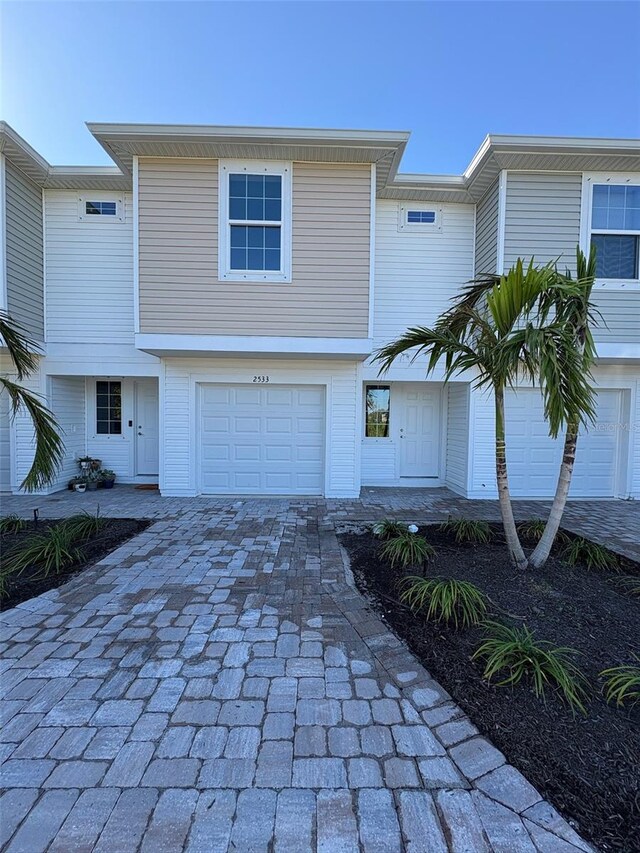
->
[0,515,26,535]
[400,576,487,628]
[563,537,618,572]
[380,530,436,569]
[610,575,640,597]
[63,509,105,540]
[5,524,83,578]
[600,657,640,707]
[439,517,491,544]
[372,519,407,539]
[472,621,589,713]
[517,518,547,541]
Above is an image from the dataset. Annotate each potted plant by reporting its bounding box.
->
[74,480,87,493]
[68,476,81,491]
[77,455,92,472]
[99,469,116,489]
[89,458,102,472]
[86,471,99,491]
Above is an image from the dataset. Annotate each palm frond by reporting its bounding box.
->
[0,311,41,380]
[0,376,65,492]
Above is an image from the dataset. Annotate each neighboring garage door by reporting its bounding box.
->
[0,391,11,492]
[200,384,325,495]
[506,389,621,497]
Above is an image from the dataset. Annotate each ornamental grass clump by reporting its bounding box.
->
[380,529,436,569]
[400,576,488,628]
[563,537,618,572]
[472,621,589,713]
[63,509,106,540]
[0,515,26,535]
[5,524,83,578]
[610,575,640,597]
[600,658,640,707]
[439,517,492,544]
[372,519,407,539]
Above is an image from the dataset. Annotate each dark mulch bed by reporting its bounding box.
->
[1,518,149,611]
[340,524,640,852]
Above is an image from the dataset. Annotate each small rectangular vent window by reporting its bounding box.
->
[407,210,436,224]
[86,201,117,216]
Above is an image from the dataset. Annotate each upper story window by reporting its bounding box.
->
[365,385,390,438]
[398,204,442,233]
[219,161,292,282]
[589,183,640,280]
[96,380,122,435]
[78,195,124,222]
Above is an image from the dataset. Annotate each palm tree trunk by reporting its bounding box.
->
[495,385,528,569]
[530,418,578,568]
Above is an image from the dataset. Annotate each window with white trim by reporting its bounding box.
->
[398,204,442,232]
[78,196,124,222]
[590,183,640,280]
[365,385,390,438]
[96,381,122,435]
[219,161,292,282]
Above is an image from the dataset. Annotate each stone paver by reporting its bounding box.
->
[0,490,607,851]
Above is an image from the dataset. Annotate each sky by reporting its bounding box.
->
[1,1,639,175]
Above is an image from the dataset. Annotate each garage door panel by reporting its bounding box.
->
[506,389,620,497]
[200,383,325,495]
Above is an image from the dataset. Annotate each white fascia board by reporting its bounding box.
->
[0,153,6,310]
[135,334,373,359]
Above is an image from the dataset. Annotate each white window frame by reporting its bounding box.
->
[397,204,442,233]
[364,383,392,440]
[580,172,640,290]
[77,195,124,222]
[218,159,292,283]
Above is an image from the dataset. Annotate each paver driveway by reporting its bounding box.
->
[0,491,616,851]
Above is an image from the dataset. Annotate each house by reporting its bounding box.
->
[1,121,638,500]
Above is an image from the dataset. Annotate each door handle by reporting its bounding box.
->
[138,432,143,436]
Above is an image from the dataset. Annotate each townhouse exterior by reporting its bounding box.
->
[0,121,638,500]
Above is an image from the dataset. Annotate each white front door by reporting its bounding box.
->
[135,380,159,476]
[398,385,441,478]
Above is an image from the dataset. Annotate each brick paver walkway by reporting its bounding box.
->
[1,489,631,850]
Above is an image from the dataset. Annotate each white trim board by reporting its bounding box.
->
[135,333,372,359]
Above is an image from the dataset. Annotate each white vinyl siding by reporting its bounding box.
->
[5,161,44,341]
[503,172,582,272]
[445,384,469,495]
[592,290,640,343]
[49,376,86,490]
[372,199,475,352]
[0,379,12,491]
[361,440,396,485]
[474,181,499,276]
[44,190,134,344]
[138,159,371,338]
[161,358,360,498]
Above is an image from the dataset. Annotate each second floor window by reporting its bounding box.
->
[219,162,291,282]
[590,184,640,280]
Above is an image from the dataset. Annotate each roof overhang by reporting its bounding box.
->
[135,333,372,360]
[0,121,131,190]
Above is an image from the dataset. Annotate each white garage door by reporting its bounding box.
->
[0,392,11,493]
[200,384,325,495]
[506,389,621,497]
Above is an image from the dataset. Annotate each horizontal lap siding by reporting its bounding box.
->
[161,358,360,497]
[5,162,44,341]
[592,290,640,343]
[50,377,86,490]
[474,181,499,276]
[45,191,134,343]
[445,385,469,495]
[503,172,582,272]
[373,200,475,353]
[138,159,370,337]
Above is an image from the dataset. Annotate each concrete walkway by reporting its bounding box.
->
[1,490,630,851]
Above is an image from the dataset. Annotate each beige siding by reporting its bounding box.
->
[474,180,499,275]
[138,158,370,337]
[5,161,44,341]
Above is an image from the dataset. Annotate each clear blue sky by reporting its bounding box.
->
[1,1,639,174]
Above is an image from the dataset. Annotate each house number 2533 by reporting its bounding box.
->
[252,375,270,383]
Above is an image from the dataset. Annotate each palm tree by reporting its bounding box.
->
[0,311,64,491]
[529,247,598,568]
[374,260,592,569]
